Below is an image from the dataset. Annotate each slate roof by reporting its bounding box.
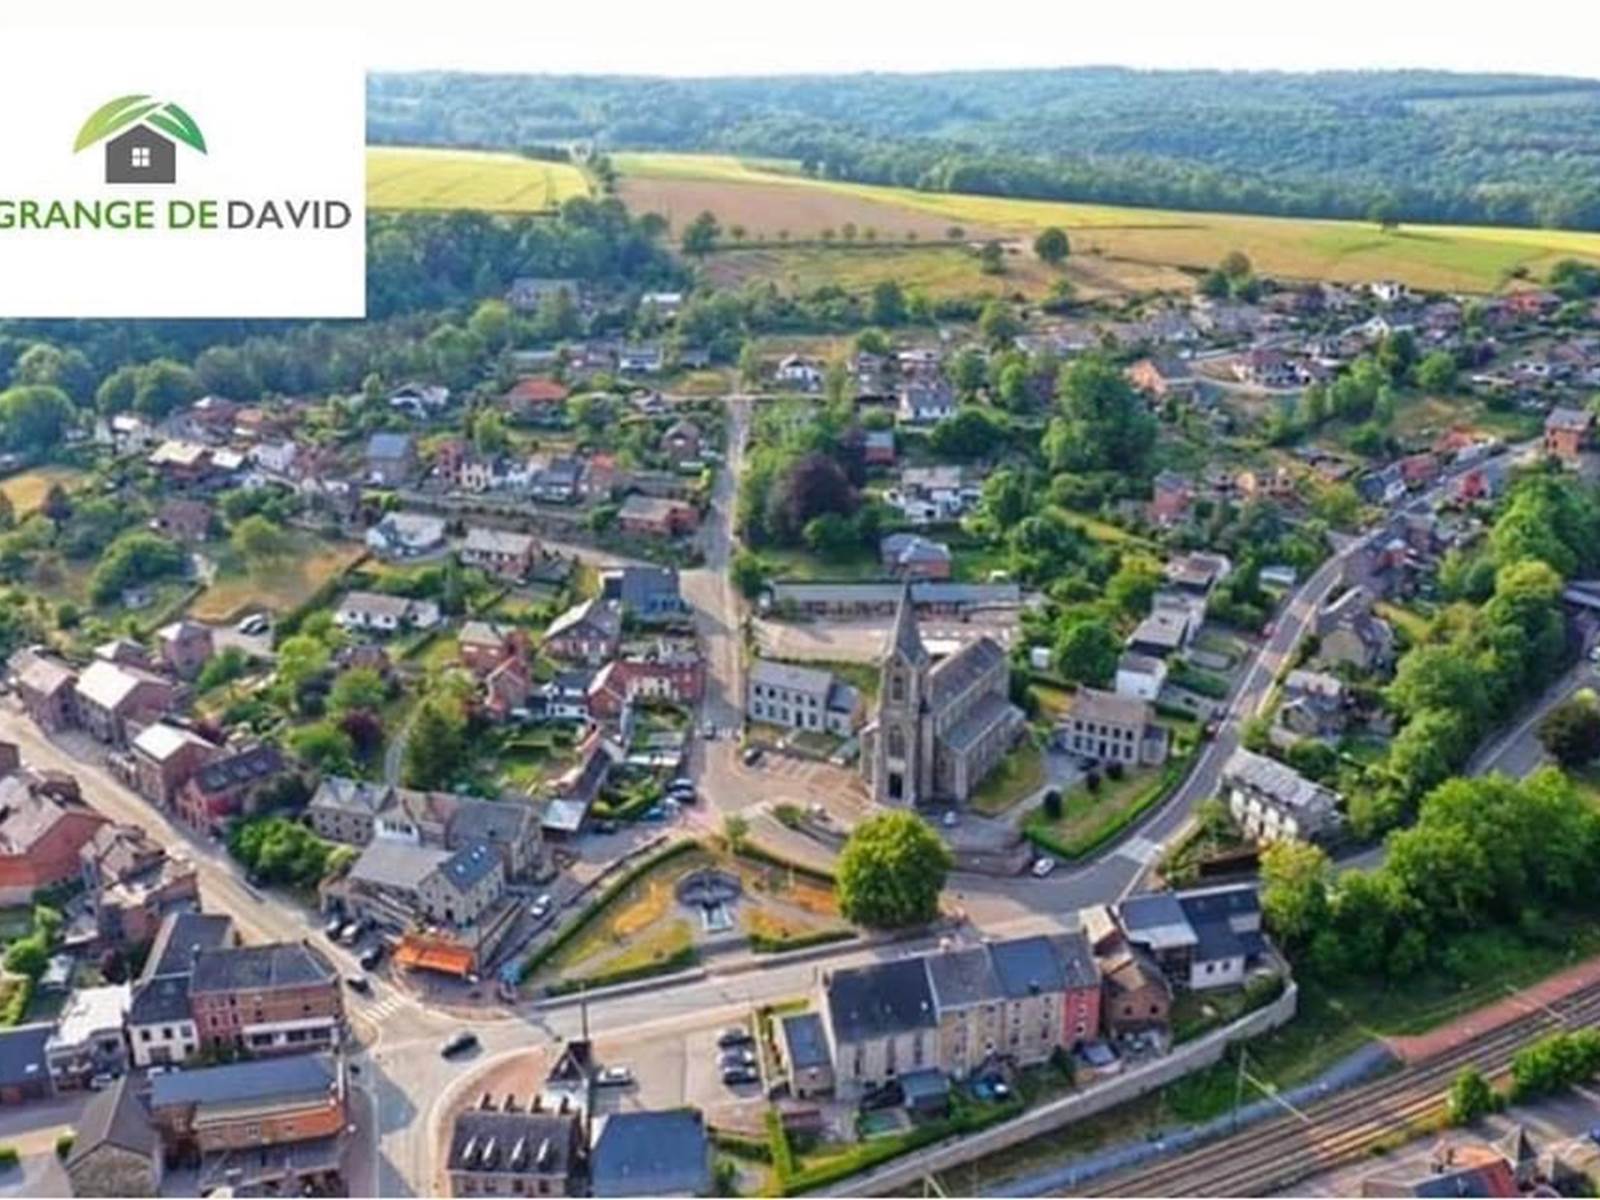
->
[308,777,392,818]
[545,597,621,643]
[927,636,1007,710]
[888,584,930,667]
[589,1109,710,1198]
[748,658,834,700]
[190,942,336,995]
[940,691,1023,755]
[348,839,451,892]
[438,842,501,895]
[1069,687,1151,729]
[67,1074,156,1167]
[75,660,154,711]
[780,1012,831,1071]
[826,958,937,1043]
[924,945,1002,1010]
[447,1109,580,1176]
[142,911,234,980]
[129,973,194,1026]
[602,566,682,612]
[448,798,536,850]
[190,744,282,796]
[366,431,413,460]
[0,1023,52,1089]
[989,935,1070,999]
[1119,892,1198,952]
[150,1052,340,1111]
[1048,930,1102,991]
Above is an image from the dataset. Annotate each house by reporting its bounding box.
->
[502,377,570,422]
[887,465,980,525]
[775,353,825,390]
[661,418,703,465]
[1221,747,1342,843]
[1127,605,1198,659]
[64,1074,161,1198]
[1116,884,1266,992]
[0,770,110,904]
[1399,452,1440,489]
[189,941,342,1057]
[1361,1140,1521,1199]
[129,721,217,808]
[458,621,529,676]
[1454,456,1510,504]
[365,431,417,485]
[543,598,622,665]
[152,497,213,543]
[365,511,446,559]
[528,455,585,504]
[73,658,176,744]
[147,439,217,488]
[126,912,234,1068]
[250,438,300,478]
[617,343,665,374]
[175,742,285,834]
[1232,347,1299,388]
[618,494,699,538]
[80,824,199,946]
[601,565,685,620]
[1057,688,1169,767]
[880,533,953,581]
[1114,653,1168,703]
[541,732,617,839]
[746,659,860,737]
[148,1053,347,1171]
[11,649,78,731]
[155,619,214,680]
[446,1104,582,1197]
[1544,405,1595,464]
[507,276,578,313]
[1126,357,1195,402]
[779,1012,835,1100]
[588,649,706,720]
[45,984,131,1088]
[95,412,156,454]
[1164,552,1231,598]
[1314,587,1396,674]
[1274,670,1346,742]
[589,1109,711,1198]
[639,292,684,320]
[334,591,442,635]
[461,527,539,580]
[340,839,509,942]
[1149,472,1194,527]
[897,378,957,425]
[822,958,938,1100]
[0,1024,54,1105]
[863,429,896,467]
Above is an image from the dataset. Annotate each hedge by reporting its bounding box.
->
[711,1128,774,1164]
[545,944,698,996]
[0,1147,17,1168]
[735,842,835,886]
[749,927,856,955]
[519,839,699,981]
[0,976,31,1028]
[765,1109,797,1184]
[1024,755,1191,862]
[54,1134,74,1160]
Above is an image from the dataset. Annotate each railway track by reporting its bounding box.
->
[1085,978,1600,1197]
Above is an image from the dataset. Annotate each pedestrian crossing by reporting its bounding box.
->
[1117,835,1162,865]
[354,988,410,1025]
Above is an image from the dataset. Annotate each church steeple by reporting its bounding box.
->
[889,582,929,668]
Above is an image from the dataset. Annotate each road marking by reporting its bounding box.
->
[1117,836,1161,865]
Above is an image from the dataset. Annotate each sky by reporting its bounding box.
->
[20,0,1600,79]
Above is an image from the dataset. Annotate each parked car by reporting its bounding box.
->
[597,1065,634,1087]
[719,1048,756,1068]
[1032,856,1058,878]
[669,776,694,792]
[941,810,958,828]
[236,613,269,636]
[338,921,362,945]
[324,914,345,938]
[721,1064,759,1086]
[358,944,385,971]
[87,1072,117,1091]
[345,974,371,994]
[742,746,763,767]
[440,1031,479,1058]
[530,894,553,919]
[717,1026,753,1049]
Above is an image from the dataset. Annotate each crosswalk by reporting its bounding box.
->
[1116,835,1162,866]
[353,987,411,1026]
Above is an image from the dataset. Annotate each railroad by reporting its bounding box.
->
[1086,978,1600,1197]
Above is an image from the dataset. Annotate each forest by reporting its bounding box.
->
[369,67,1600,230]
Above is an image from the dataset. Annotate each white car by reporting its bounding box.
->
[1031,856,1058,878]
[236,613,269,636]
[529,894,553,919]
[941,810,959,828]
[597,1065,634,1087]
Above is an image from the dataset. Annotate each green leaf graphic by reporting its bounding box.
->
[148,102,206,154]
[73,94,160,152]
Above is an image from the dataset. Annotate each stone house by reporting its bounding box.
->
[189,941,342,1057]
[64,1074,161,1198]
[155,620,215,680]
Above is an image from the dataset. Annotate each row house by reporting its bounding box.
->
[175,743,285,835]
[12,649,79,732]
[0,762,109,906]
[1221,747,1342,843]
[74,660,178,747]
[543,598,622,665]
[79,823,198,947]
[365,511,446,559]
[586,648,706,721]
[189,941,342,1057]
[155,619,214,680]
[617,494,698,538]
[127,912,235,1069]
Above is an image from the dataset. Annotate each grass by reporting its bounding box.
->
[366,146,590,213]
[761,545,886,583]
[968,737,1048,817]
[1376,600,1435,647]
[0,466,86,515]
[189,534,365,623]
[1024,757,1188,860]
[614,152,1600,293]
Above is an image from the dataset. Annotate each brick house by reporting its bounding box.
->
[483,658,532,721]
[1544,406,1595,464]
[586,650,706,720]
[155,620,214,680]
[11,650,78,732]
[79,824,199,947]
[174,744,285,834]
[542,598,622,665]
[148,1054,348,1164]
[129,723,217,808]
[1149,471,1195,527]
[152,498,214,543]
[1099,947,1172,1037]
[617,494,698,538]
[74,661,178,747]
[189,942,342,1057]
[457,621,530,675]
[502,377,570,422]
[0,770,110,905]
[863,430,896,467]
[460,527,538,580]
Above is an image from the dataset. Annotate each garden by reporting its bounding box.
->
[1023,754,1191,860]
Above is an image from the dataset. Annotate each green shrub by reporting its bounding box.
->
[748,928,856,955]
[545,944,698,996]
[0,1146,17,1168]
[54,1133,74,1159]
[765,1109,796,1183]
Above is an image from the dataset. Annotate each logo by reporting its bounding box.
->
[73,95,207,185]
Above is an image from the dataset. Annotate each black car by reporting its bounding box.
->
[717,1026,753,1049]
[860,1080,905,1111]
[359,944,385,971]
[718,1048,756,1069]
[440,1031,480,1058]
[721,1064,759,1086]
[345,974,371,994]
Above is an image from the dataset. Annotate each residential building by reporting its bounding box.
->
[589,1109,711,1198]
[458,621,530,676]
[1149,471,1195,527]
[775,354,824,390]
[1274,670,1346,742]
[863,429,896,467]
[127,913,234,1068]
[64,1075,161,1198]
[1164,552,1232,597]
[880,533,953,580]
[74,660,177,746]
[1114,886,1267,993]
[152,497,213,543]
[1313,586,1396,673]
[823,958,939,1099]
[461,527,538,580]
[617,343,665,374]
[0,770,110,905]
[540,732,617,840]
[335,590,442,635]
[1058,688,1169,767]
[886,465,979,525]
[175,743,285,834]
[365,511,447,558]
[155,619,214,680]
[80,824,199,946]
[1114,653,1168,703]
[129,721,217,808]
[189,941,342,1057]
[617,494,698,538]
[543,598,622,665]
[1126,357,1194,402]
[1222,747,1342,843]
[779,1012,835,1100]
[896,378,956,425]
[1544,405,1595,464]
[148,1053,347,1165]
[587,649,705,720]
[507,277,578,312]
[446,1103,583,1197]
[530,456,585,503]
[45,984,131,1088]
[661,418,703,465]
[1099,948,1172,1037]
[0,1024,54,1105]
[11,649,78,732]
[600,566,685,620]
[365,431,417,485]
[861,588,1025,806]
[746,659,860,737]
[1127,602,1199,659]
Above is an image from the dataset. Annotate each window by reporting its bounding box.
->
[130,145,151,169]
[140,1030,151,1042]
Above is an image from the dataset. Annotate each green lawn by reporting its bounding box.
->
[367,146,590,212]
[1376,600,1434,647]
[1024,757,1189,859]
[969,738,1048,817]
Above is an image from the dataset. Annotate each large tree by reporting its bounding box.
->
[1049,354,1155,473]
[1033,226,1070,265]
[836,811,952,929]
[1539,693,1600,768]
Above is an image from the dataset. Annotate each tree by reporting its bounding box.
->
[1033,226,1070,265]
[1106,555,1162,616]
[722,813,749,853]
[230,514,290,568]
[1539,695,1600,768]
[1051,353,1156,473]
[1042,789,1063,820]
[869,281,907,326]
[1219,250,1253,280]
[950,349,987,395]
[928,408,1005,460]
[132,359,202,418]
[330,666,388,716]
[1447,1067,1498,1125]
[977,300,1020,348]
[1054,617,1118,687]
[287,720,356,773]
[404,697,468,789]
[836,811,952,929]
[1259,840,1331,949]
[0,385,73,453]
[40,484,72,525]
[11,343,94,405]
[978,240,1005,274]
[730,549,768,599]
[1416,350,1458,394]
[681,210,721,256]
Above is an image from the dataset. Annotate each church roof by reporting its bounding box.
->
[888,583,929,667]
[928,636,1008,711]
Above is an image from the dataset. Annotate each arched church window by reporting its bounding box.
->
[887,726,905,758]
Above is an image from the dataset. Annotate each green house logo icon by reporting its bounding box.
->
[74,95,206,185]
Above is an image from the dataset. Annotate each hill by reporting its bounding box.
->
[366,146,590,213]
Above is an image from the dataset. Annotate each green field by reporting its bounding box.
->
[367,146,591,213]
[615,152,1600,293]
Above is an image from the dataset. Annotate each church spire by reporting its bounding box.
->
[889,581,929,667]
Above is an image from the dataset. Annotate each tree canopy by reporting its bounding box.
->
[836,811,952,929]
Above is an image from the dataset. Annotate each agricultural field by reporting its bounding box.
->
[367,146,590,213]
[0,466,88,516]
[188,533,366,624]
[616,152,1600,293]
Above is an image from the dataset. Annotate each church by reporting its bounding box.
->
[860,587,1026,806]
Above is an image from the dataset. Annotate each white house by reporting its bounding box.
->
[249,439,299,477]
[1114,653,1168,702]
[365,512,447,559]
[1221,748,1341,843]
[775,355,825,390]
[334,591,442,635]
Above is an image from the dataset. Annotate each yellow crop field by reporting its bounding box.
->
[367,146,590,213]
[616,152,1600,293]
